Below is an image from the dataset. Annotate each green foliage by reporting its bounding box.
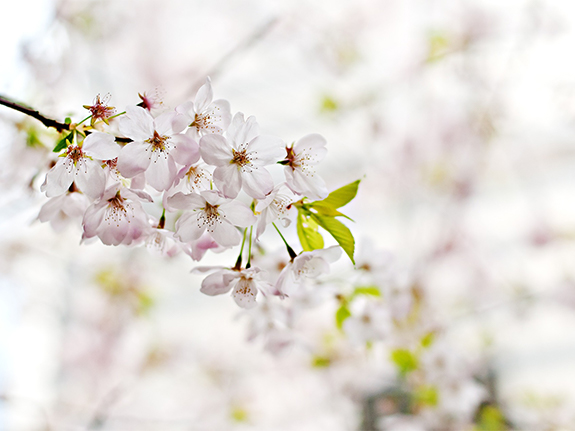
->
[53,131,74,153]
[391,348,418,377]
[310,213,355,264]
[475,405,507,431]
[296,213,324,251]
[310,180,360,210]
[335,303,351,330]
[294,180,360,263]
[414,385,439,407]
[420,331,435,349]
[311,355,331,368]
[320,95,339,113]
[352,286,381,298]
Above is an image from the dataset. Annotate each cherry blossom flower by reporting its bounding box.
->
[343,299,391,344]
[82,184,152,246]
[173,77,232,139]
[282,133,328,200]
[200,113,284,199]
[38,189,90,232]
[255,184,297,238]
[41,131,119,199]
[194,266,272,309]
[117,106,199,191]
[276,246,342,297]
[145,228,182,257]
[167,190,256,248]
[83,94,115,125]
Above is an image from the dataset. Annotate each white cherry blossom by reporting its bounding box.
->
[283,133,328,200]
[117,106,199,191]
[82,184,152,246]
[167,190,256,248]
[276,245,342,297]
[41,131,119,199]
[255,184,297,238]
[200,113,284,199]
[173,77,232,139]
[38,190,90,232]
[194,266,272,309]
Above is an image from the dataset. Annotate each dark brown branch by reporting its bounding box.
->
[0,94,133,144]
[0,94,70,132]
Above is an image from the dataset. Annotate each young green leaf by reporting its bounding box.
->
[296,213,324,251]
[310,213,355,264]
[53,134,69,153]
[310,179,360,210]
[390,348,418,377]
[352,286,381,297]
[335,303,351,330]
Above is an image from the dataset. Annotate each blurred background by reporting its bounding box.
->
[3,0,575,429]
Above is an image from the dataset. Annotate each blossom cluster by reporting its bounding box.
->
[38,78,349,309]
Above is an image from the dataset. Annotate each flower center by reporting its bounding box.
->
[66,145,84,164]
[146,130,170,152]
[198,202,222,231]
[105,192,133,227]
[231,144,254,171]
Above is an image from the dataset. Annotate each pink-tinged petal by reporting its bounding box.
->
[171,134,199,166]
[119,106,154,141]
[175,100,195,116]
[42,158,75,197]
[130,173,147,190]
[248,135,285,165]
[213,165,242,199]
[188,234,221,261]
[199,134,232,166]
[194,77,213,114]
[167,192,204,210]
[117,142,151,178]
[38,195,66,222]
[241,167,273,199]
[227,113,259,149]
[210,220,242,247]
[293,133,328,159]
[75,160,106,199]
[200,271,234,296]
[175,211,205,242]
[232,279,258,309]
[219,200,256,227]
[211,99,232,130]
[145,154,177,191]
[153,112,175,136]
[285,167,328,200]
[172,112,192,134]
[82,132,120,160]
[201,190,227,206]
[124,188,153,203]
[82,202,106,238]
[62,192,90,217]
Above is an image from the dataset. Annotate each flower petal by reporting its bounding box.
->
[82,132,120,160]
[199,134,232,166]
[117,142,152,178]
[213,165,242,199]
[241,167,274,199]
[119,106,154,141]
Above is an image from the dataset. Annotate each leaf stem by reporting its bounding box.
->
[246,226,253,268]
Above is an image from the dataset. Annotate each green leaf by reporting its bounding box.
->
[310,204,353,220]
[296,213,324,251]
[311,355,331,368]
[352,286,381,297]
[390,349,418,376]
[310,179,360,210]
[420,331,435,349]
[476,405,507,431]
[53,134,69,153]
[64,117,72,124]
[310,213,355,264]
[335,303,351,330]
[414,385,439,407]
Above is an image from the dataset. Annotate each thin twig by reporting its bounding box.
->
[0,94,70,132]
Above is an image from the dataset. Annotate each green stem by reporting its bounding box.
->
[77,115,92,126]
[107,110,126,120]
[234,228,248,270]
[273,222,297,260]
[246,226,253,269]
